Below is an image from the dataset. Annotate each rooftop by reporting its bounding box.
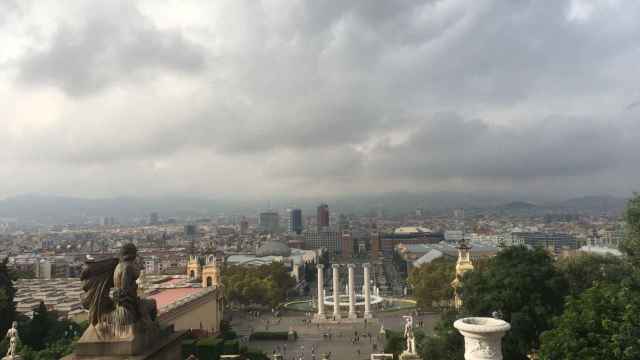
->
[147,287,203,309]
[394,226,432,235]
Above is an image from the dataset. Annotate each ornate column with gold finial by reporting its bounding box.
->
[452,240,474,310]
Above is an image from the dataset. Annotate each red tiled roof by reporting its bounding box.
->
[147,288,202,309]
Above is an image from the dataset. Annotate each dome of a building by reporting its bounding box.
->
[256,241,291,257]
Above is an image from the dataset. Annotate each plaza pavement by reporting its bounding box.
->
[230,310,439,360]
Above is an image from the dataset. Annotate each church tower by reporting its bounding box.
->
[202,254,221,288]
[187,255,203,281]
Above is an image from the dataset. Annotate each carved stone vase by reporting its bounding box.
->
[453,317,511,360]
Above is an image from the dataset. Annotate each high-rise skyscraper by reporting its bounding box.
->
[316,203,329,230]
[288,208,303,234]
[259,211,280,234]
[149,212,159,225]
[240,217,249,235]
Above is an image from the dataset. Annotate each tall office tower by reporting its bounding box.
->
[240,217,249,235]
[259,211,280,234]
[149,212,159,225]
[185,224,198,254]
[370,231,381,257]
[338,213,349,231]
[288,208,303,234]
[316,203,330,230]
[341,230,353,257]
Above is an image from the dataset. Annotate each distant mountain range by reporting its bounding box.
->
[0,193,629,225]
[490,196,628,216]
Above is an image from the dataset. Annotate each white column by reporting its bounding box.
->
[454,317,511,360]
[332,264,340,318]
[363,263,372,318]
[347,264,357,319]
[316,264,325,318]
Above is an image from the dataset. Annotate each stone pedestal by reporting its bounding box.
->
[347,264,357,319]
[316,264,325,319]
[453,317,511,360]
[399,352,421,360]
[332,264,341,318]
[288,327,297,341]
[3,356,22,360]
[63,329,185,360]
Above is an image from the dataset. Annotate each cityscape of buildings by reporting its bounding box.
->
[0,200,624,324]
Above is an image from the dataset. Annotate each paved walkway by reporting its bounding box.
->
[230,311,439,360]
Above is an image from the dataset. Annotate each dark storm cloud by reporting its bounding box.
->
[366,113,636,180]
[18,2,206,96]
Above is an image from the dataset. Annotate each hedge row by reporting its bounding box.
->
[249,331,296,341]
[182,337,240,359]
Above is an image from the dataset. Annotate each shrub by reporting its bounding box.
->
[196,337,224,360]
[223,340,240,354]
[182,339,198,359]
[244,350,270,360]
[249,331,290,341]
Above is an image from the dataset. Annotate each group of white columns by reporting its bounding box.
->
[316,263,372,320]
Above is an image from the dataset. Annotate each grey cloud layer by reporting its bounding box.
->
[2,0,640,197]
[18,2,205,95]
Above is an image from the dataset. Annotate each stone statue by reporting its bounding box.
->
[3,321,20,360]
[402,315,416,355]
[79,243,158,343]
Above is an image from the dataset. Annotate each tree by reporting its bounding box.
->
[461,246,567,359]
[20,301,51,351]
[16,305,86,360]
[419,311,464,360]
[538,194,640,359]
[222,263,296,308]
[408,258,455,311]
[621,193,640,267]
[383,330,405,359]
[557,253,631,297]
[539,281,640,360]
[0,257,16,335]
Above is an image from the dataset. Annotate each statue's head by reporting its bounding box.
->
[120,243,137,261]
[12,321,17,328]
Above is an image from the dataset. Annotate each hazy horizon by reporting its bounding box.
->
[2,1,639,199]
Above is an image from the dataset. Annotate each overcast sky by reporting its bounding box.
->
[1,0,639,200]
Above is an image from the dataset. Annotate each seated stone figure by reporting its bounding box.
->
[76,243,159,356]
[111,243,158,335]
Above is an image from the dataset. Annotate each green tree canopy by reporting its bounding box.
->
[461,246,567,359]
[539,281,640,360]
[419,311,464,360]
[0,257,16,335]
[621,194,640,267]
[408,258,455,312]
[539,193,640,360]
[557,252,631,297]
[222,263,295,308]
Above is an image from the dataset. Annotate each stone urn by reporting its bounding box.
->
[453,317,511,360]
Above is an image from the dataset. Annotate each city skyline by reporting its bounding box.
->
[1,1,640,199]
